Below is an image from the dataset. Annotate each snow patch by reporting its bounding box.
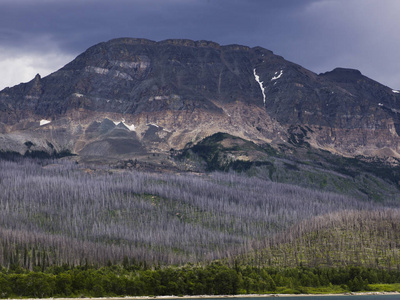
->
[73,93,84,98]
[378,103,384,106]
[393,90,400,94]
[149,95,171,101]
[147,123,159,128]
[40,119,51,126]
[154,96,168,100]
[253,69,266,104]
[271,70,283,81]
[113,118,136,131]
[123,123,136,131]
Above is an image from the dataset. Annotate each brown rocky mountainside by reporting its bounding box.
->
[0,38,399,164]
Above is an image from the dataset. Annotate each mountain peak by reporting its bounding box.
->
[319,67,365,84]
[104,37,252,51]
[1,38,400,161]
[331,67,362,74]
[320,67,362,77]
[106,37,157,46]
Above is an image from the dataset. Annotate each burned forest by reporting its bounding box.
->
[0,157,398,269]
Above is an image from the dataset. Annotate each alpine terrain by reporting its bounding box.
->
[1,38,400,297]
[1,38,400,164]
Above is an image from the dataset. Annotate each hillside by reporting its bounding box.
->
[1,158,400,298]
[237,210,400,270]
[177,132,400,201]
[0,158,391,268]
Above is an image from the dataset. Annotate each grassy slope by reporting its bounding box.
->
[237,210,400,270]
[177,132,400,202]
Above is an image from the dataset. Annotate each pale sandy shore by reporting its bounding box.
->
[13,291,400,300]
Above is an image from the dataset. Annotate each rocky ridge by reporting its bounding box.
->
[0,38,400,164]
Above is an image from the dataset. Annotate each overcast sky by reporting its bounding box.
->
[0,0,399,90]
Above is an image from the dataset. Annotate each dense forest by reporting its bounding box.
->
[1,157,400,297]
[2,264,400,298]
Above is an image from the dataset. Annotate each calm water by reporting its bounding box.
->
[189,296,400,300]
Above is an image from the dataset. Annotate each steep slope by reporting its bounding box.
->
[0,38,400,161]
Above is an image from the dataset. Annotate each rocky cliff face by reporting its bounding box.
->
[0,38,399,162]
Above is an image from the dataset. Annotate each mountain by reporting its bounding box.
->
[2,38,400,292]
[1,37,400,164]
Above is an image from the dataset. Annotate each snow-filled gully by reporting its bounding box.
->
[253,69,266,104]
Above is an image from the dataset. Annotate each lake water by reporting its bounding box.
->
[192,296,400,300]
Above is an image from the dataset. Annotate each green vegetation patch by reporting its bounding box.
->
[237,210,400,270]
[1,264,400,298]
[178,132,275,172]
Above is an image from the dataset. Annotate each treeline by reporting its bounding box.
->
[237,209,400,270]
[1,263,400,298]
[1,158,389,267]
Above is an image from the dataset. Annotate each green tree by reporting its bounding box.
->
[25,272,55,298]
[55,273,72,296]
[214,269,239,294]
[0,275,11,298]
[348,275,368,292]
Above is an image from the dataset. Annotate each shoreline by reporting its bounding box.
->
[15,291,400,300]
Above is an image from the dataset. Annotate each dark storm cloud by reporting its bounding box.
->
[0,0,313,50]
[0,0,399,89]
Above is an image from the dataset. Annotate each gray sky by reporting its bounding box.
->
[0,0,399,90]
